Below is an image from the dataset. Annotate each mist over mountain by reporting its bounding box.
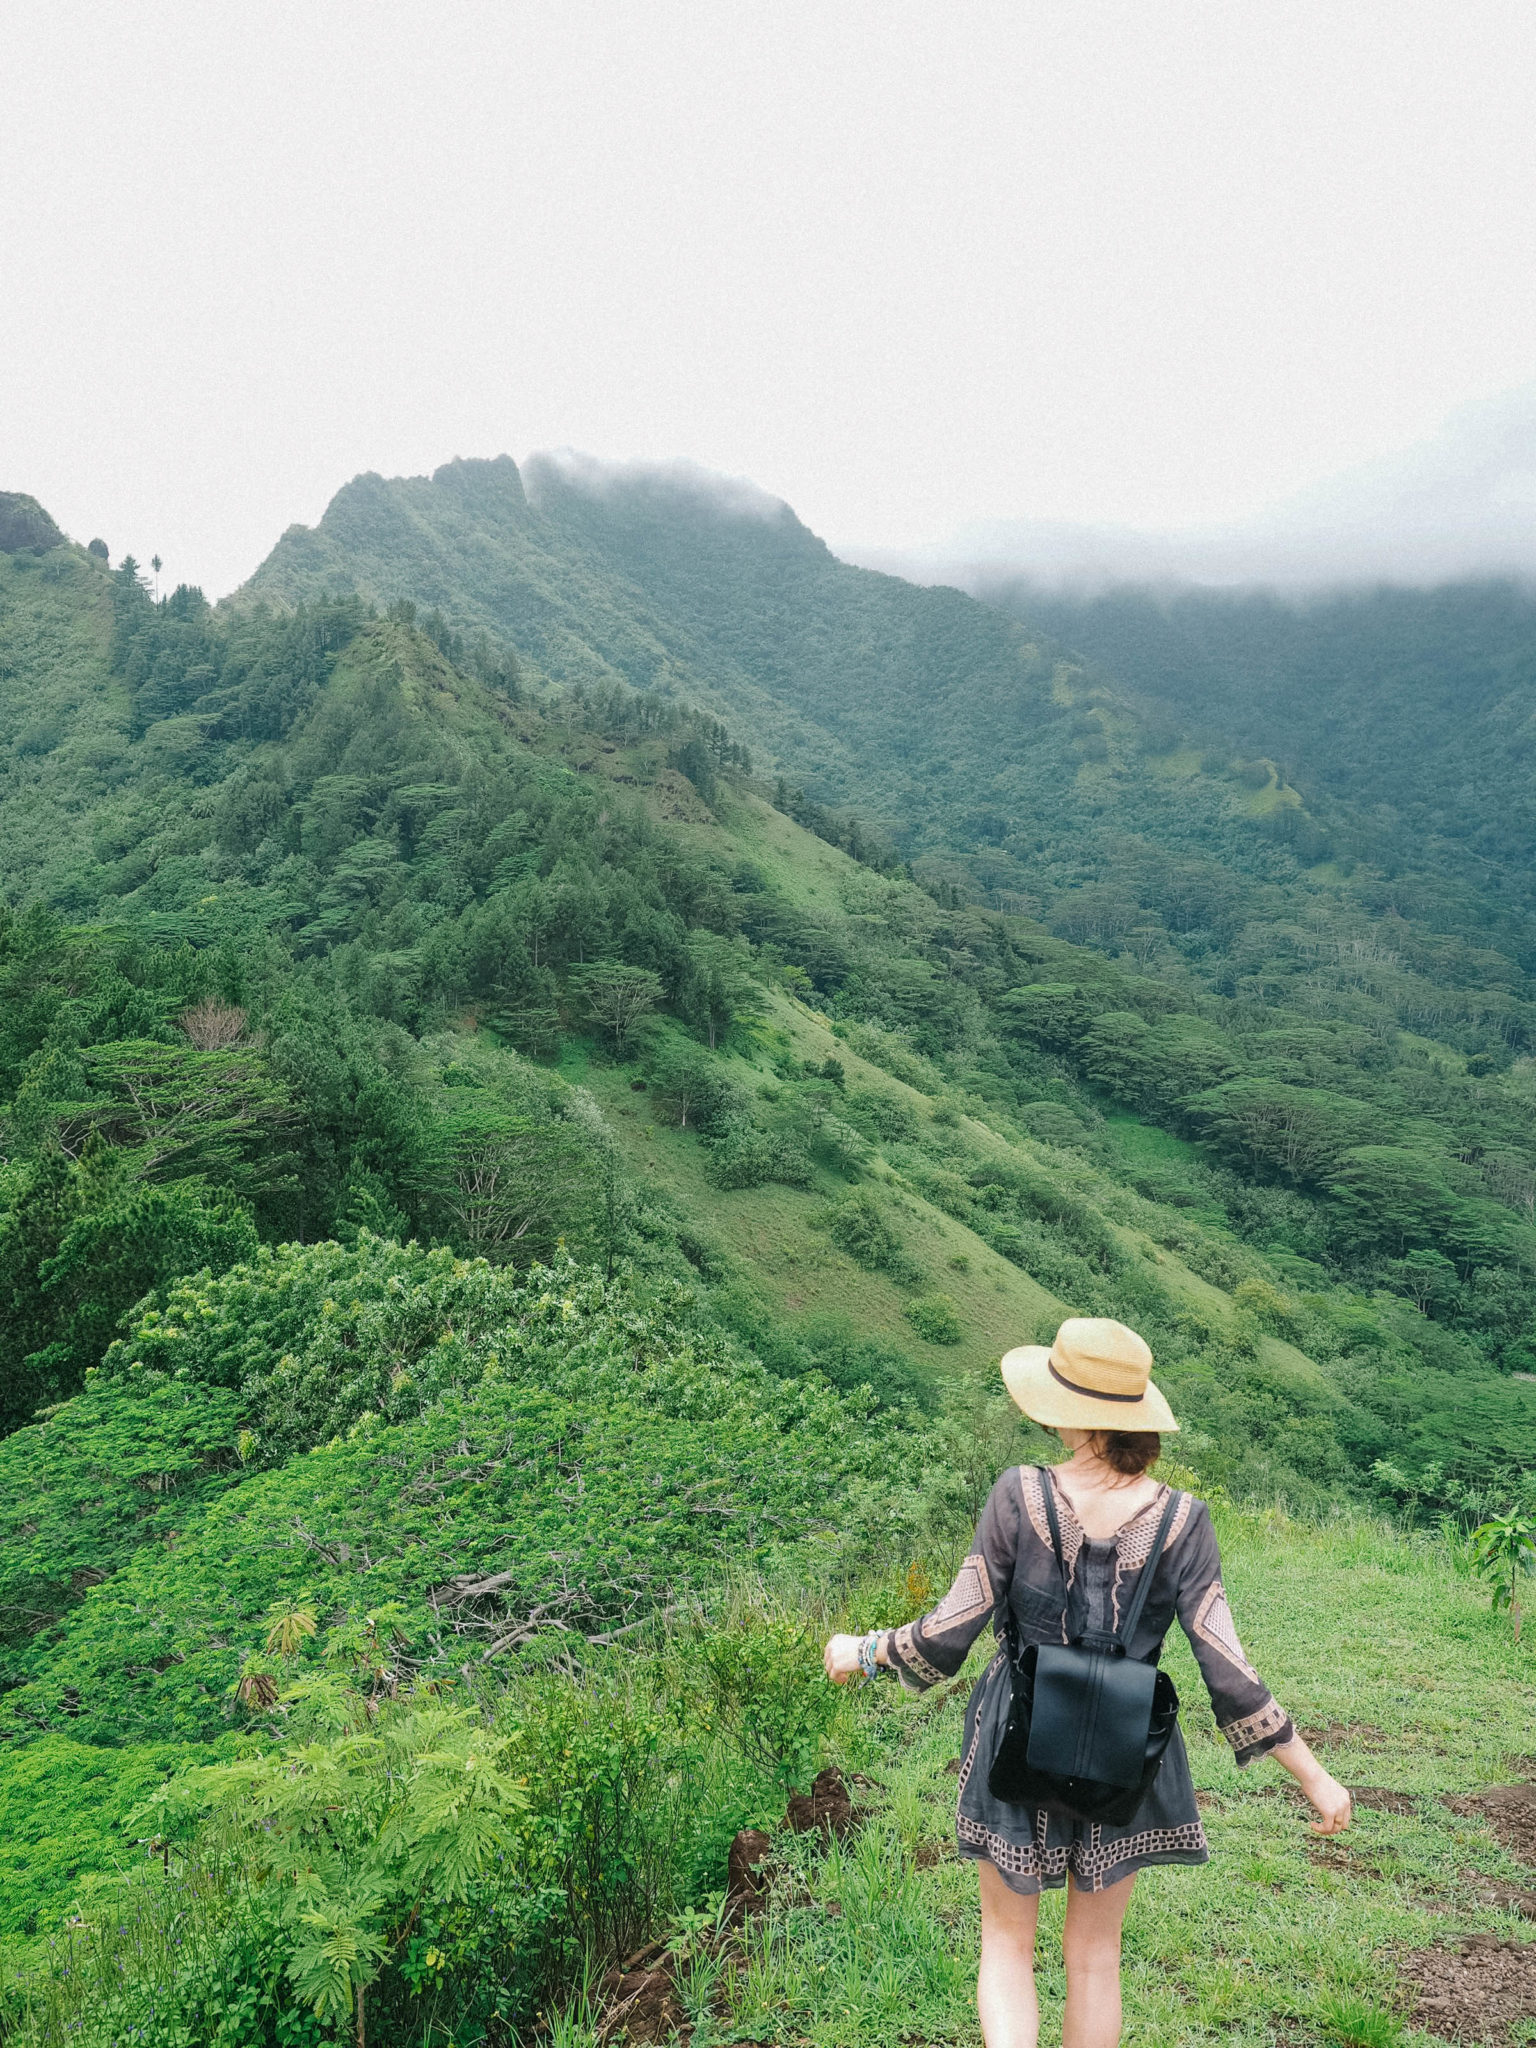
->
[852,384,1536,594]
[244,445,1536,943]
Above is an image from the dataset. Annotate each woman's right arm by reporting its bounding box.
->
[824,1470,1021,1691]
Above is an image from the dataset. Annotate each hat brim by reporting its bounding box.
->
[1000,1345,1178,1433]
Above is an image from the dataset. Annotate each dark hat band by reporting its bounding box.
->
[1048,1358,1143,1404]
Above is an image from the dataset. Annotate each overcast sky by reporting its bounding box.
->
[7,2,1536,596]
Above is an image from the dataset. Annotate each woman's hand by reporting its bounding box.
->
[823,1633,866,1684]
[1302,1768,1353,1836]
[1271,1732,1352,1834]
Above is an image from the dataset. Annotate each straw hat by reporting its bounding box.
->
[1000,1318,1178,1433]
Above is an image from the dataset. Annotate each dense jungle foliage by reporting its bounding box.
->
[246,458,1536,1384]
[3,487,1536,2042]
[998,577,1536,927]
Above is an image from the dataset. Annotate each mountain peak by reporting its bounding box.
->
[0,491,66,555]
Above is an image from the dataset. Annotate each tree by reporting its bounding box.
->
[178,1000,247,1050]
[647,1040,724,1130]
[568,963,664,1055]
[995,984,1094,1055]
[1192,1080,1362,1185]
[1385,1249,1460,1317]
[1469,1510,1536,1639]
[75,1039,299,1195]
[425,1109,593,1260]
[683,931,762,1050]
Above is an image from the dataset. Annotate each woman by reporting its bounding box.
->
[825,1318,1352,2048]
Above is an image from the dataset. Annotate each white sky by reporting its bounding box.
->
[7,1,1536,597]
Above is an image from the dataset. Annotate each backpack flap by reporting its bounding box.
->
[1026,1643,1159,1789]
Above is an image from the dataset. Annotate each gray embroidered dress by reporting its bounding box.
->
[884,1465,1293,1894]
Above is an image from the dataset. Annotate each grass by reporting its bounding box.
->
[708,1504,1536,2048]
[570,1005,1066,1385]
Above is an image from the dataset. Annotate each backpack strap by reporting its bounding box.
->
[1038,1463,1068,1584]
[1112,1487,1183,1651]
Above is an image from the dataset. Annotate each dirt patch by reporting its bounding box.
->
[913,1841,956,1869]
[600,1964,685,2046]
[1471,1878,1536,1921]
[1401,1933,1536,2044]
[1299,1720,1389,1752]
[726,1828,773,1912]
[785,1765,860,1839]
[1351,1786,1419,1816]
[1445,1784,1536,1866]
[1309,1840,1402,1880]
[943,1756,961,1776]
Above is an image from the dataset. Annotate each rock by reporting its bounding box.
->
[0,493,65,554]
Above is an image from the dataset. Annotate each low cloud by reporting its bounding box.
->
[849,385,1536,594]
[524,449,794,527]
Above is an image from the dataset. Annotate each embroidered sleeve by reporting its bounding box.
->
[1174,1502,1294,1766]
[884,1472,1017,1692]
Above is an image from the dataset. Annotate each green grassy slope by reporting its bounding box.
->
[720,1504,1536,2048]
[8,528,1536,1497]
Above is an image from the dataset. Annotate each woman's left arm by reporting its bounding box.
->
[1267,1729,1353,1834]
[825,1469,1021,1691]
[1175,1501,1351,1832]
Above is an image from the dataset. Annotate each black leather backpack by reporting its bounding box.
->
[987,1470,1183,1825]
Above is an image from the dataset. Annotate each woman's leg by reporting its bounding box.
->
[1060,1871,1136,2048]
[976,1858,1041,2048]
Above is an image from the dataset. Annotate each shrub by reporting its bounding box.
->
[904,1294,964,1345]
[845,1087,919,1143]
[825,1190,920,1280]
[705,1118,814,1189]
[696,1610,841,1795]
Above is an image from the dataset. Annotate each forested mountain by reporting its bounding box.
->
[992,577,1536,928]
[244,457,1536,1383]
[5,479,1536,2039]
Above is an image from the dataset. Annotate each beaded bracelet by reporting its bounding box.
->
[857,1630,881,1681]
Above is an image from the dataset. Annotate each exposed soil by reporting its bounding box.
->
[602,1770,873,2041]
[913,1840,956,1869]
[1401,1932,1536,2044]
[1471,1878,1536,1921]
[726,1828,773,1911]
[943,1756,961,1776]
[1350,1786,1419,1816]
[785,1765,861,1839]
[1299,1720,1389,1752]
[599,1963,685,2046]
[1445,1783,1536,1866]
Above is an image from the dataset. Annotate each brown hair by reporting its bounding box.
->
[1090,1430,1162,1476]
